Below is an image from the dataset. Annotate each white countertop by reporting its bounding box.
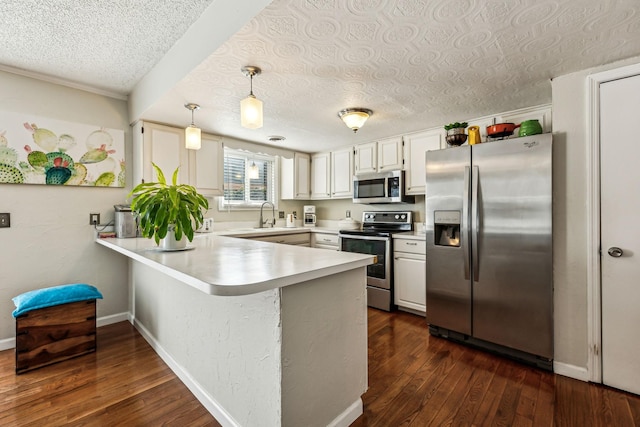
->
[215,226,339,238]
[392,231,427,241]
[97,234,372,296]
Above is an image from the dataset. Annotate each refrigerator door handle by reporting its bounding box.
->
[471,165,480,281]
[462,166,471,280]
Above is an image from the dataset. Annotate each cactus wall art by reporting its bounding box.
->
[0,110,125,187]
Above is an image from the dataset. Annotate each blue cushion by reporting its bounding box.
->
[12,284,103,317]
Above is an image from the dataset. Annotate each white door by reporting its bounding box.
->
[600,73,640,394]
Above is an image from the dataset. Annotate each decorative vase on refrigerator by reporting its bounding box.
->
[425,134,553,370]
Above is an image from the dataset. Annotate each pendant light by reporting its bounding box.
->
[241,66,263,129]
[338,108,373,133]
[184,103,201,150]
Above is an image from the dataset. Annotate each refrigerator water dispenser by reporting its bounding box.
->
[434,210,460,247]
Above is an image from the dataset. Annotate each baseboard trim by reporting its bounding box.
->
[0,337,15,352]
[554,361,590,382]
[132,319,239,427]
[327,398,363,427]
[0,311,130,352]
[96,312,129,327]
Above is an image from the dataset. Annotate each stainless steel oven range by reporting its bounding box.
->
[339,211,413,311]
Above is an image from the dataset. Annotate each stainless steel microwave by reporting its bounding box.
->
[353,170,414,204]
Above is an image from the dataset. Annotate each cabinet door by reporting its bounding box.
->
[403,130,443,195]
[394,251,426,314]
[377,137,403,171]
[142,122,189,184]
[190,134,223,196]
[354,142,377,174]
[295,152,311,198]
[331,147,354,198]
[311,152,331,199]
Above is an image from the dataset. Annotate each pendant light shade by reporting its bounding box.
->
[241,95,263,129]
[241,66,263,129]
[338,108,373,133]
[184,103,201,150]
[248,161,260,179]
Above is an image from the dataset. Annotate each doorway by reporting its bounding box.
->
[588,63,640,393]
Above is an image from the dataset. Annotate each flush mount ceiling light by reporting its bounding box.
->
[184,103,201,150]
[338,108,373,133]
[241,65,263,129]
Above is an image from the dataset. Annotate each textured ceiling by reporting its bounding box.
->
[0,0,215,93]
[2,0,640,152]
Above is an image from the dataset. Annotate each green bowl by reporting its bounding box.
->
[519,120,542,137]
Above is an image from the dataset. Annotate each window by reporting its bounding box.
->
[219,148,277,209]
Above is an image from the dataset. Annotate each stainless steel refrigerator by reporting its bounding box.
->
[425,134,553,370]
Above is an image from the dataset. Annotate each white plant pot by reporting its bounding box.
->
[158,226,187,251]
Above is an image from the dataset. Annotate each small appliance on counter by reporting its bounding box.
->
[303,205,316,227]
[114,204,138,238]
[286,213,296,228]
[196,218,214,233]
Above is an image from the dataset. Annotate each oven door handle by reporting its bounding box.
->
[339,234,390,242]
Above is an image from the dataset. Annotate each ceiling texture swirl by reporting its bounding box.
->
[2,0,640,151]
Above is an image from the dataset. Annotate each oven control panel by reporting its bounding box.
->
[362,211,412,225]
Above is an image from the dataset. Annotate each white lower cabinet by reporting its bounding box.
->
[394,237,426,315]
[250,232,311,246]
[311,232,339,250]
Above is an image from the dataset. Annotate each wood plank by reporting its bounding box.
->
[3,309,640,426]
[0,321,218,427]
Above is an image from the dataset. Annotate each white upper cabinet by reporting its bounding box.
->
[354,137,403,174]
[189,133,224,196]
[377,136,404,171]
[311,152,331,199]
[133,121,223,195]
[354,141,377,174]
[138,121,189,184]
[403,129,443,195]
[331,147,354,199]
[281,152,311,200]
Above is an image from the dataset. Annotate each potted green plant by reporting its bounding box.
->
[444,121,468,146]
[128,163,209,250]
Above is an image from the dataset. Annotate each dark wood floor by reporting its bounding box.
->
[354,309,640,427]
[2,310,640,426]
[0,321,219,427]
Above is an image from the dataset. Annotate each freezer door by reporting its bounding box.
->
[471,134,553,358]
[425,146,471,335]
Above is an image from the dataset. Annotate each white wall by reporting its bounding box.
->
[312,196,426,224]
[0,71,130,342]
[551,55,640,370]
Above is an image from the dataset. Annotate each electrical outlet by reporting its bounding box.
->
[89,213,100,225]
[279,211,285,219]
[292,211,297,218]
[0,212,10,228]
[346,210,351,218]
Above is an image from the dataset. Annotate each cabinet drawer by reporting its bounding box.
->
[253,233,311,246]
[312,233,339,247]
[394,238,426,255]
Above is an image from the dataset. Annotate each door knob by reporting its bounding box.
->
[608,247,623,257]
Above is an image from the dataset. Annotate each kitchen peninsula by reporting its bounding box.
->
[97,234,373,427]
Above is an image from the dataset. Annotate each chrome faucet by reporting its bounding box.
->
[259,201,276,228]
